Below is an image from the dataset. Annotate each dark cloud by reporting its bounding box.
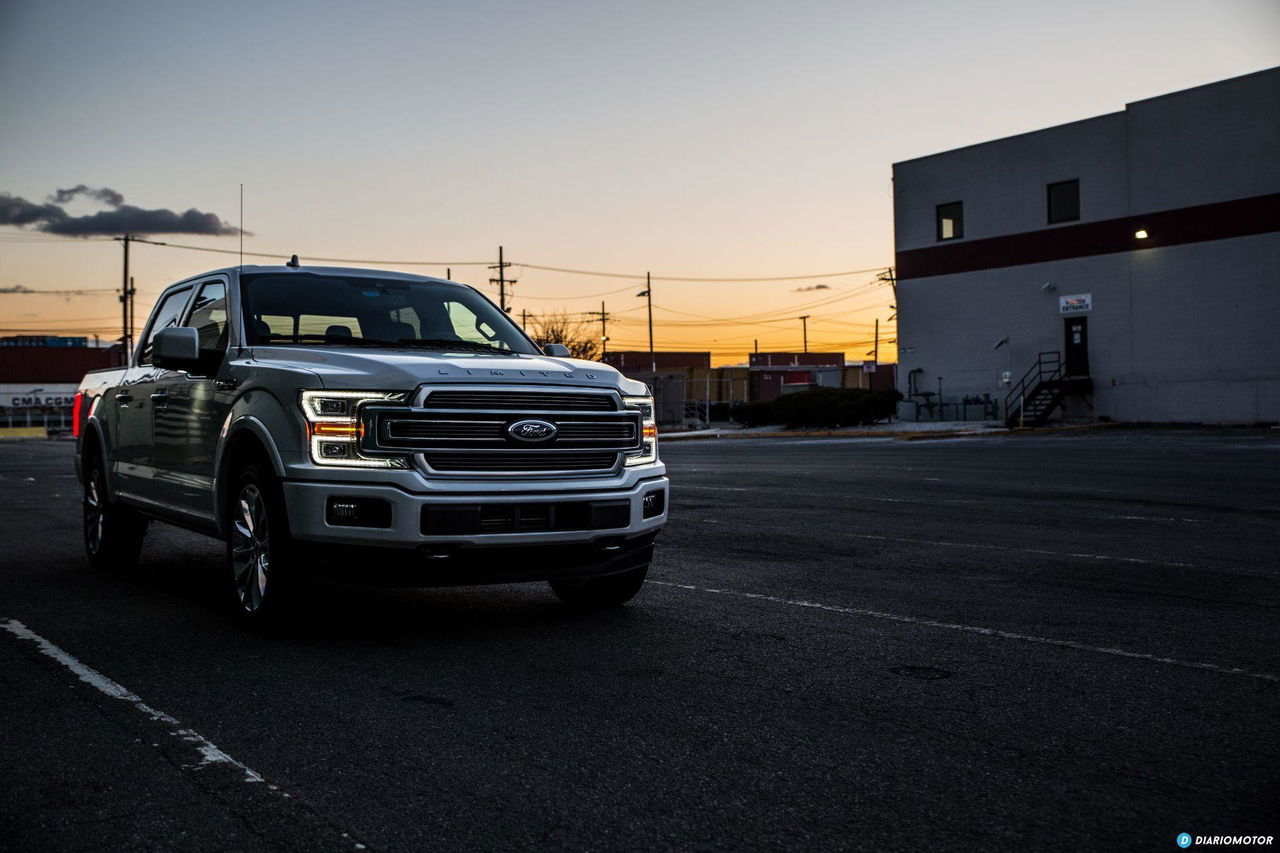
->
[792,284,830,292]
[50,185,126,207]
[42,205,241,237]
[0,187,242,238]
[0,193,67,228]
[0,284,35,294]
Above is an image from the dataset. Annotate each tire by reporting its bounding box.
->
[226,462,298,626]
[83,458,147,570]
[549,564,649,610]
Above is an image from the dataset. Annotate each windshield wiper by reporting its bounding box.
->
[397,338,512,354]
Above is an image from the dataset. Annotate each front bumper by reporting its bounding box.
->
[282,474,668,550]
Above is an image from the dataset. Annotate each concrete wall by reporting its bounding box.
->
[892,68,1280,423]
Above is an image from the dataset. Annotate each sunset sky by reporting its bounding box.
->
[2,0,1277,365]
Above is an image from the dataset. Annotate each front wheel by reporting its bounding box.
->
[549,564,649,610]
[227,464,298,626]
[83,460,147,570]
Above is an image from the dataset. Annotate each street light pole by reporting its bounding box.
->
[637,272,654,373]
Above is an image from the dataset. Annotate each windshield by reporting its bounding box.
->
[240,273,538,355]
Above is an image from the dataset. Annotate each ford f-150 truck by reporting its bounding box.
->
[73,263,667,624]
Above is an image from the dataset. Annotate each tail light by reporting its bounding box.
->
[72,392,83,438]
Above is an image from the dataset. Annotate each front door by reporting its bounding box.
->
[1063,316,1089,378]
[152,278,232,522]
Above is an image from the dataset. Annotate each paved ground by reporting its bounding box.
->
[1,429,1277,852]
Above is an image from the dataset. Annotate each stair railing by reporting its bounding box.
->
[1005,351,1063,425]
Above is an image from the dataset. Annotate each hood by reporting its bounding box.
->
[249,346,649,395]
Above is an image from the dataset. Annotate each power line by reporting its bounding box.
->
[517,263,889,283]
[129,238,489,267]
[0,288,117,295]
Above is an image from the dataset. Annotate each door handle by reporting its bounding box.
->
[150,392,169,406]
[115,392,133,404]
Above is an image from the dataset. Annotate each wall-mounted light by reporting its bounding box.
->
[1134,229,1149,239]
[1041,282,1055,292]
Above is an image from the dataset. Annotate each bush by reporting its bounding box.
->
[731,387,903,429]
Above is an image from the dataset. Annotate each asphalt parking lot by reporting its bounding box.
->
[1,429,1277,852]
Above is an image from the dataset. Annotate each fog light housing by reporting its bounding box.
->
[325,496,392,528]
[642,490,665,519]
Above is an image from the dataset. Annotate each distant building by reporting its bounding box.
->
[0,339,122,413]
[602,351,711,371]
[892,67,1280,424]
[0,335,91,348]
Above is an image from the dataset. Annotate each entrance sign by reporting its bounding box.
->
[1059,293,1092,314]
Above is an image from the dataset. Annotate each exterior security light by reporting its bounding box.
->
[1134,229,1149,239]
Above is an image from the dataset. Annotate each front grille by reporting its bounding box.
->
[423,390,616,411]
[387,420,505,441]
[364,386,636,476]
[424,451,619,473]
[383,419,635,443]
[556,422,635,440]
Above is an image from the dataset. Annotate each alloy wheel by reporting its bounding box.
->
[231,484,271,612]
[83,469,104,555]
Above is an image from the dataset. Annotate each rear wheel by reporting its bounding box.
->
[227,463,298,626]
[83,459,147,570]
[549,564,649,610]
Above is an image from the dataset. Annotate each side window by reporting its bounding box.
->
[184,281,228,352]
[138,287,193,364]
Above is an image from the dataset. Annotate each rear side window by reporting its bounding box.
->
[138,286,192,364]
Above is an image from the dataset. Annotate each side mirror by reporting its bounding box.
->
[541,342,571,358]
[152,327,201,369]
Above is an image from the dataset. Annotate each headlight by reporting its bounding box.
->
[300,390,409,468]
[622,394,658,466]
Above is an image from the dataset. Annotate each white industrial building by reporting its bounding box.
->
[892,67,1279,424]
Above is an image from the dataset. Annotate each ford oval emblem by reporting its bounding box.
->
[507,419,558,443]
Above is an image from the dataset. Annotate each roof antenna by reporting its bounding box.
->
[287,254,300,268]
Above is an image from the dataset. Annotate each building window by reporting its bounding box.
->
[936,201,963,241]
[1047,179,1079,224]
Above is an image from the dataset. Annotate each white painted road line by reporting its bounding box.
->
[648,582,1280,683]
[1,618,266,783]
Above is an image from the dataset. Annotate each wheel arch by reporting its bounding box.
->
[214,418,286,538]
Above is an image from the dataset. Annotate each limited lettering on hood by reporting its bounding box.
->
[436,368,600,379]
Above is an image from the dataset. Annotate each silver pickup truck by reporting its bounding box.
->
[73,263,667,624]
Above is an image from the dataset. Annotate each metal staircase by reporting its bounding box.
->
[1005,352,1068,427]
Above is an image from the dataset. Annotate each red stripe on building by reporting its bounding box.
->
[895,192,1280,280]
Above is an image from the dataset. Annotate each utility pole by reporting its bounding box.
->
[446,267,451,280]
[586,301,611,355]
[113,235,131,356]
[488,246,515,313]
[798,315,810,353]
[636,272,654,372]
[128,276,136,354]
[521,309,529,330]
[873,317,879,364]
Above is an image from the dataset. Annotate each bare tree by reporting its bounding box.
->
[530,310,601,361]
